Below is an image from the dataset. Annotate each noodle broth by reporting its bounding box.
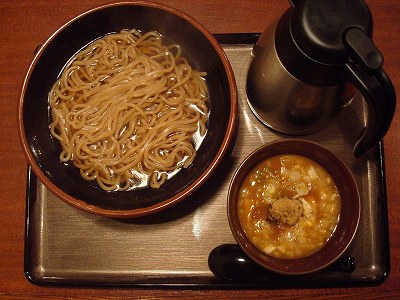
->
[237,154,341,259]
[48,29,209,191]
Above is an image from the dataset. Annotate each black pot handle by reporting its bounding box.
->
[344,28,396,157]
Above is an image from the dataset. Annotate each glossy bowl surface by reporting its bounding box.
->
[227,139,360,275]
[18,1,237,218]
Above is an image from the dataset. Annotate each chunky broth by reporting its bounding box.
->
[237,154,341,259]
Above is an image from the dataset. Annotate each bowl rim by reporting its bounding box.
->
[227,138,361,275]
[17,1,238,218]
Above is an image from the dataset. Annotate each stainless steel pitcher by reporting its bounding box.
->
[246,0,396,157]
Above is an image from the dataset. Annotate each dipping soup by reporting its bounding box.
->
[237,154,341,259]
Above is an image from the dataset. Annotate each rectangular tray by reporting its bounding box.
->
[24,34,390,288]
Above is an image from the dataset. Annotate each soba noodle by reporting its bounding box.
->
[49,29,209,191]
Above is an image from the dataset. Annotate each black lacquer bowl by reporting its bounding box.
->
[18,1,237,218]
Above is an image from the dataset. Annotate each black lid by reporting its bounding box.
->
[291,0,373,65]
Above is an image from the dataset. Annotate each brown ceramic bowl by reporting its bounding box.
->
[18,2,237,218]
[227,139,360,275]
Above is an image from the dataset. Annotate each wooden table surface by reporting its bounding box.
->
[1,0,399,299]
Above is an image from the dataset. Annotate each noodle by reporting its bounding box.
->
[49,29,209,191]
